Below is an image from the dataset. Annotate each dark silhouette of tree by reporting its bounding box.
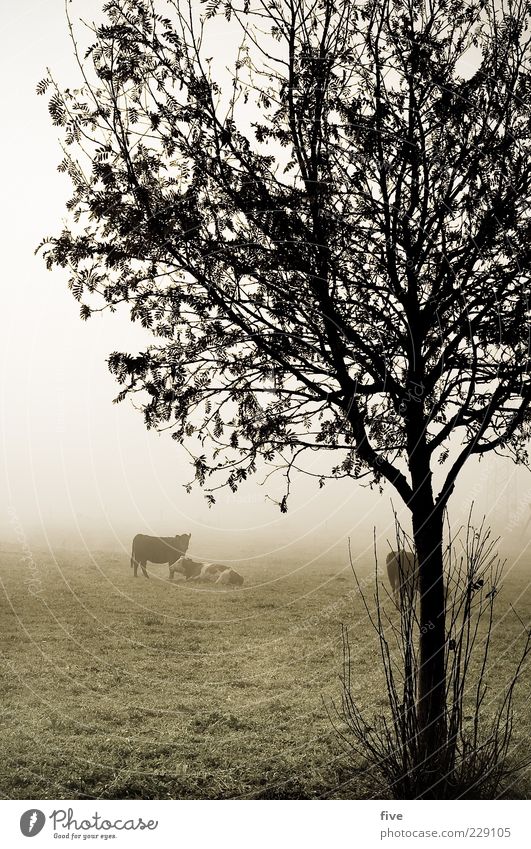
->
[39,0,531,777]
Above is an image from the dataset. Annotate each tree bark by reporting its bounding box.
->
[411,494,447,767]
[405,400,447,774]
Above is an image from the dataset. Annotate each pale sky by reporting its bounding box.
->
[1,1,530,567]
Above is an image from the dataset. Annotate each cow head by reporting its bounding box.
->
[172,556,200,580]
[176,533,191,555]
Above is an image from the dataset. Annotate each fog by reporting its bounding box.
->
[1,1,530,569]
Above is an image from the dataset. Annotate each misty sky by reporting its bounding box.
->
[1,0,531,566]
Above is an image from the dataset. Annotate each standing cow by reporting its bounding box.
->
[131,533,191,578]
[386,550,418,605]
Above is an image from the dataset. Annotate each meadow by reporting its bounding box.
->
[1,545,530,799]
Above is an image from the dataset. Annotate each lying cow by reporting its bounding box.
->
[216,567,244,587]
[386,549,418,605]
[170,556,243,586]
[131,533,191,579]
[169,556,212,581]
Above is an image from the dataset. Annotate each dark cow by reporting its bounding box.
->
[131,533,191,579]
[386,550,418,605]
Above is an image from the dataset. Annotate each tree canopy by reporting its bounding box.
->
[39,0,531,512]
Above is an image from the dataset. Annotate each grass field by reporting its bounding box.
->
[1,546,530,799]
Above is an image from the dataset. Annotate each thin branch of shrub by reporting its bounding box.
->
[330,512,531,799]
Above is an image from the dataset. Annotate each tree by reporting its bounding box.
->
[40,0,531,778]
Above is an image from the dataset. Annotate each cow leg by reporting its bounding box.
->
[140,560,149,579]
[132,557,139,578]
[168,562,175,581]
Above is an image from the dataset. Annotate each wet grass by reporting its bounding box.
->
[0,547,529,799]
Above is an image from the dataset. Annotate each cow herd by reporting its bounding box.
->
[131,533,419,601]
[130,533,244,586]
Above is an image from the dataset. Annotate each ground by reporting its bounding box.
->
[0,546,530,799]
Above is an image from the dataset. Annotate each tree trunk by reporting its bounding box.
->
[411,500,447,768]
[405,394,448,775]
